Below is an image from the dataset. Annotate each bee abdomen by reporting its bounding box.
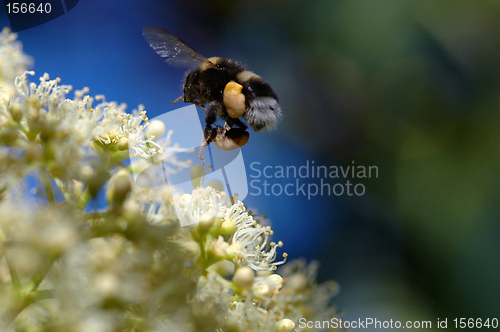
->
[244,96,281,132]
[237,71,280,131]
[239,72,278,100]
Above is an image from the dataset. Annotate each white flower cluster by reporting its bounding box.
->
[0,28,33,91]
[174,186,231,226]
[0,28,342,332]
[0,69,190,193]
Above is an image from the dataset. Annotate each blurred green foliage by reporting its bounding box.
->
[188,0,500,325]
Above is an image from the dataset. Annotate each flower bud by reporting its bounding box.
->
[198,211,216,232]
[146,119,166,139]
[96,272,120,298]
[254,283,272,299]
[8,103,24,122]
[108,169,132,205]
[178,194,192,209]
[0,128,18,146]
[220,218,237,235]
[276,319,295,332]
[225,243,239,261]
[23,143,43,163]
[43,223,75,255]
[233,266,254,289]
[117,137,129,151]
[208,236,229,260]
[72,180,84,199]
[266,274,284,291]
[208,214,224,237]
[206,180,224,192]
[288,274,308,292]
[207,260,234,277]
[123,200,141,221]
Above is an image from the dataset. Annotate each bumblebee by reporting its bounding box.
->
[142,26,281,159]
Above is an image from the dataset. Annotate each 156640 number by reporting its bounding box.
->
[6,2,52,14]
[453,318,498,329]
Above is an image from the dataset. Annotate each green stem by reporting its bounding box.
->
[195,238,210,277]
[77,187,91,211]
[26,289,54,304]
[4,251,21,291]
[0,226,6,258]
[54,178,74,206]
[0,289,55,330]
[21,254,58,295]
[37,166,55,205]
[0,228,20,290]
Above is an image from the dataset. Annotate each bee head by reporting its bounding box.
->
[183,70,202,102]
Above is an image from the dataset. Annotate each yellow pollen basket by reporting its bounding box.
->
[223,81,246,118]
[214,130,249,151]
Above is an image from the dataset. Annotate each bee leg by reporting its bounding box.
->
[205,101,223,127]
[173,95,183,104]
[226,117,247,130]
[198,101,224,162]
[221,118,247,137]
[193,100,207,112]
[199,126,217,164]
[184,98,207,111]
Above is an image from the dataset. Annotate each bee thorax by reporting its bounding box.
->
[236,70,260,83]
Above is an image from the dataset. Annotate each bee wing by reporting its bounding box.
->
[143,26,212,69]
